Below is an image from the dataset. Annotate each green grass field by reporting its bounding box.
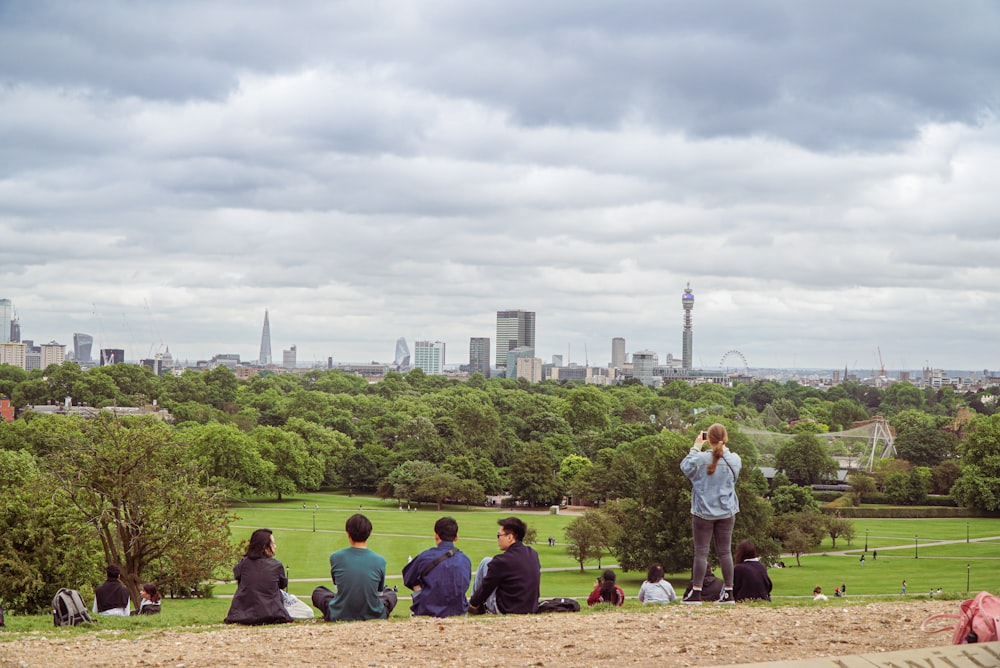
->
[2,493,998,635]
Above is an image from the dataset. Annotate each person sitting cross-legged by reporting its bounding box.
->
[402,516,472,618]
[312,514,398,621]
[468,517,540,615]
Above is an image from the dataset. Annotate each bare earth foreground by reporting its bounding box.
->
[0,600,961,668]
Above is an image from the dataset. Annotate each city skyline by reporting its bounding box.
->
[2,3,999,370]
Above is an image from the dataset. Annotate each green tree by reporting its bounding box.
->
[774,433,837,485]
[824,516,855,549]
[770,484,820,515]
[893,428,958,468]
[564,509,621,571]
[508,443,562,506]
[0,451,103,613]
[178,422,274,497]
[771,511,825,566]
[847,471,877,506]
[41,413,237,605]
[253,426,323,500]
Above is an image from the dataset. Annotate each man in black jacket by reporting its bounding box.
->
[94,564,132,616]
[468,517,540,614]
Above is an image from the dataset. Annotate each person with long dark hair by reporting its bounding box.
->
[680,423,741,604]
[587,569,624,606]
[732,539,772,602]
[224,528,293,625]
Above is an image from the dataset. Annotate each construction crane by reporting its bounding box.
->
[878,346,886,378]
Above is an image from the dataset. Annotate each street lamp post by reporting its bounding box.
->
[865,529,869,552]
[312,512,316,533]
[967,563,971,592]
[967,522,970,544]
[914,535,918,559]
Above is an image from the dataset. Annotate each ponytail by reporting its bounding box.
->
[704,423,729,475]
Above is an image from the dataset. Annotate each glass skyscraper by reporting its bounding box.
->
[495,310,535,369]
[0,299,11,343]
[469,337,491,378]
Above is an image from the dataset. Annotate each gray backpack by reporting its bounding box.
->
[52,588,94,626]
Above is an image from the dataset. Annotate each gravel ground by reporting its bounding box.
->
[0,600,958,668]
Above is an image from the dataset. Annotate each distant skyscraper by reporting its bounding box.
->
[495,310,535,369]
[469,337,491,378]
[100,348,125,366]
[611,337,626,369]
[0,299,11,344]
[682,284,694,371]
[9,311,19,343]
[505,346,535,379]
[40,341,66,368]
[414,340,445,375]
[73,333,94,363]
[282,345,297,369]
[633,350,658,387]
[394,337,411,368]
[259,310,272,366]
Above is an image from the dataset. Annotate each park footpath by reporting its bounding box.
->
[729,642,1000,668]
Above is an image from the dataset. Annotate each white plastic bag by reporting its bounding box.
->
[281,591,314,619]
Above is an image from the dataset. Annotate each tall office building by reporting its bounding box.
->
[9,311,19,343]
[633,350,658,387]
[414,340,445,375]
[505,346,535,379]
[0,342,26,369]
[259,310,272,366]
[73,333,94,363]
[282,345,297,369]
[682,284,694,371]
[495,310,535,369]
[0,299,11,343]
[469,337,491,378]
[40,341,66,368]
[394,337,411,368]
[611,337,626,369]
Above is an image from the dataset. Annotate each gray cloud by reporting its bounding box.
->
[1,1,999,370]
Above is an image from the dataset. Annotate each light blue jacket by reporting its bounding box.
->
[680,446,742,520]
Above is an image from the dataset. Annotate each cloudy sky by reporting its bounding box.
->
[2,1,999,372]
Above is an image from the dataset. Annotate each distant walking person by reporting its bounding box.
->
[681,423,741,604]
[859,554,865,565]
[901,580,907,595]
[872,550,877,561]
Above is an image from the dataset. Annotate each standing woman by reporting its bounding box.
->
[680,423,741,604]
[224,529,293,625]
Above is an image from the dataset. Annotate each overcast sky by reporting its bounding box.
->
[2,1,999,372]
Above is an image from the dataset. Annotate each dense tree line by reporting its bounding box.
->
[1,362,998,609]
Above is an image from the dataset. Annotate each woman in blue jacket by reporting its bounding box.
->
[680,423,741,604]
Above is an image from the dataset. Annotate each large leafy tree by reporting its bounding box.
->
[774,433,837,485]
[951,413,1000,511]
[508,442,562,506]
[893,428,958,468]
[41,413,237,606]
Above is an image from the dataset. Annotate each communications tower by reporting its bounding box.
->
[681,284,694,371]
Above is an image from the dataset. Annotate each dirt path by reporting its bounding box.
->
[0,599,959,667]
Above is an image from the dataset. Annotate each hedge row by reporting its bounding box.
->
[821,506,1000,518]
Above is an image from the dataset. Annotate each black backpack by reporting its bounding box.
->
[52,588,94,627]
[536,597,581,613]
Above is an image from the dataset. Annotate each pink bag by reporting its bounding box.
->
[921,591,1000,644]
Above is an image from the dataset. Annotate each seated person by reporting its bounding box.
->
[637,563,676,604]
[93,564,132,616]
[136,583,162,615]
[312,514,397,621]
[224,528,293,625]
[682,569,723,603]
[587,570,625,606]
[402,516,472,617]
[468,517,540,615]
[813,586,829,601]
[732,540,772,602]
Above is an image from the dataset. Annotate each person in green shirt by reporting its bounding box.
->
[311,514,397,621]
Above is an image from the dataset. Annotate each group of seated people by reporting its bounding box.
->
[92,564,162,616]
[223,515,774,625]
[584,538,772,607]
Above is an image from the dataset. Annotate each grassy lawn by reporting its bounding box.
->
[2,494,997,634]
